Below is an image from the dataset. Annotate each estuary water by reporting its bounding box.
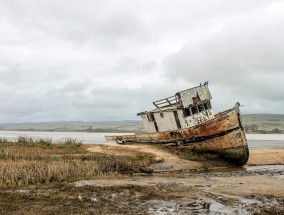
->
[246,134,284,149]
[0,131,283,149]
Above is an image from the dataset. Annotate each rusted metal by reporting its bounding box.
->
[105,83,249,166]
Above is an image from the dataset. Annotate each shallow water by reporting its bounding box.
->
[0,131,283,149]
[142,165,284,214]
[0,131,129,144]
[246,134,284,149]
[107,187,280,215]
[193,164,284,181]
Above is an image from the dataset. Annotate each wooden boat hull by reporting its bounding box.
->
[105,103,249,166]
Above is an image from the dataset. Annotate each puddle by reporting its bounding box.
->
[144,200,177,214]
[136,193,284,215]
[187,164,284,178]
[90,192,98,202]
[139,197,258,215]
[208,201,236,214]
[245,165,284,179]
[207,164,284,173]
[78,193,83,201]
[245,164,284,171]
[205,167,247,173]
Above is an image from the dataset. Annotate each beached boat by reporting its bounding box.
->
[105,83,249,166]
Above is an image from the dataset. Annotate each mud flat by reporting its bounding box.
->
[0,144,283,214]
[78,144,284,214]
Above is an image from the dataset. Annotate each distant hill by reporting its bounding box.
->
[0,114,283,133]
[0,121,144,133]
[242,114,284,133]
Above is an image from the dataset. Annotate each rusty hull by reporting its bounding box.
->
[105,103,249,166]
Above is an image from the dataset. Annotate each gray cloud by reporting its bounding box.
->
[163,1,284,113]
[0,0,283,123]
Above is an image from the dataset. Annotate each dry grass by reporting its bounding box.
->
[0,138,156,188]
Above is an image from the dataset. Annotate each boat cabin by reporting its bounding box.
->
[137,82,214,133]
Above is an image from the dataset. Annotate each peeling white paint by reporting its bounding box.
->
[179,85,212,108]
[154,111,178,132]
[141,114,157,133]
[139,84,214,132]
[182,109,214,127]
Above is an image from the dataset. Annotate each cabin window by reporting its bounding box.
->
[183,108,191,117]
[147,113,155,122]
[191,106,198,115]
[204,101,211,110]
[204,101,209,110]
[198,104,205,112]
[208,101,212,108]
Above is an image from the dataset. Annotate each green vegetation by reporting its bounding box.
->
[16,136,52,147]
[0,138,8,144]
[57,138,82,148]
[0,138,156,189]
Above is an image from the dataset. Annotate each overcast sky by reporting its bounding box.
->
[0,0,283,123]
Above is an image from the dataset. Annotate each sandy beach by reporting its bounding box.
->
[87,143,284,169]
[248,148,284,165]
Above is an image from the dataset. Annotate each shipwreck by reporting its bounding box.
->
[105,82,249,166]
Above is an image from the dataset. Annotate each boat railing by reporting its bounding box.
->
[153,95,178,108]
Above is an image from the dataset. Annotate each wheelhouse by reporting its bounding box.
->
[137,82,214,133]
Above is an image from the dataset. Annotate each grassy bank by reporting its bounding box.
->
[0,137,156,188]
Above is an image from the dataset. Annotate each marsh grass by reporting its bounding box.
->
[0,138,8,144]
[0,138,156,188]
[57,138,82,148]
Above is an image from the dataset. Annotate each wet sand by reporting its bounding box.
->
[81,144,284,214]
